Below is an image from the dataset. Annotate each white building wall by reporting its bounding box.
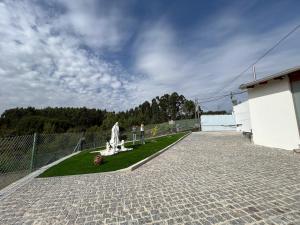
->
[248,77,299,150]
[233,101,252,132]
[201,115,236,131]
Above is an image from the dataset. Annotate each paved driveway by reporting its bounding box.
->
[1,132,300,225]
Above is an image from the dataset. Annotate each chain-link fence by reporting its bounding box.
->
[0,132,108,190]
[0,134,34,190]
[0,119,197,190]
[144,118,199,136]
[33,133,83,169]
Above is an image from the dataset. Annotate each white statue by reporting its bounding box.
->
[110,122,120,153]
[120,140,126,151]
[105,142,111,152]
[91,122,133,156]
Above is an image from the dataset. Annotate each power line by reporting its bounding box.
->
[199,91,246,104]
[197,91,245,102]
[214,23,300,95]
[198,91,247,102]
[195,24,300,107]
[199,95,228,104]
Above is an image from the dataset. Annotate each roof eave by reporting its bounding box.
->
[239,66,300,90]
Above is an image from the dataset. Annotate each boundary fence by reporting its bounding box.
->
[0,119,198,189]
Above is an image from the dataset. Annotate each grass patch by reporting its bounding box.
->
[39,132,187,177]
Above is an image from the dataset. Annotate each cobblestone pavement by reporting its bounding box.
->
[1,132,300,225]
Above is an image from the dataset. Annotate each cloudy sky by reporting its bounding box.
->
[1,0,300,113]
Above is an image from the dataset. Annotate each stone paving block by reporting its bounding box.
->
[1,132,300,225]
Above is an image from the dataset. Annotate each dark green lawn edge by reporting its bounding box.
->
[39,132,188,177]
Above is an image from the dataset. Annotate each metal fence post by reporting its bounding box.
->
[30,132,37,172]
[79,137,82,151]
[79,132,85,151]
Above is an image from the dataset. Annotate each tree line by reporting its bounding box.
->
[0,92,226,137]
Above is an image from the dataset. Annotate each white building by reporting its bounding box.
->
[232,101,252,133]
[240,67,300,150]
[201,115,236,131]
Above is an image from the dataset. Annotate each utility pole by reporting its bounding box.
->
[194,98,201,131]
[230,92,237,106]
[252,65,257,81]
[198,99,202,131]
[194,98,197,122]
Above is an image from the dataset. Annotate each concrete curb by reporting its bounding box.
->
[80,131,191,174]
[128,132,191,171]
[0,132,191,199]
[42,132,192,176]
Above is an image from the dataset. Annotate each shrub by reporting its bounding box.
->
[151,126,158,137]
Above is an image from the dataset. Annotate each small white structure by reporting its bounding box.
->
[232,101,252,133]
[168,120,175,125]
[240,67,300,150]
[92,122,132,156]
[201,115,236,131]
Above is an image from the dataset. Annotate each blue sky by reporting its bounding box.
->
[1,0,300,113]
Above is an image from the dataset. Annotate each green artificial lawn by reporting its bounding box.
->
[39,132,187,177]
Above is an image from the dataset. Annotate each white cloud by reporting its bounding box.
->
[0,0,135,113]
[132,17,300,111]
[1,0,300,114]
[54,0,134,50]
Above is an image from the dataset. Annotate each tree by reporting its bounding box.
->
[151,98,160,124]
[169,92,179,120]
[43,122,56,133]
[158,94,170,121]
[183,100,195,119]
[141,101,151,124]
[0,92,228,137]
[101,112,117,131]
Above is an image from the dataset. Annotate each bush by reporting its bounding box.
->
[151,126,158,137]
